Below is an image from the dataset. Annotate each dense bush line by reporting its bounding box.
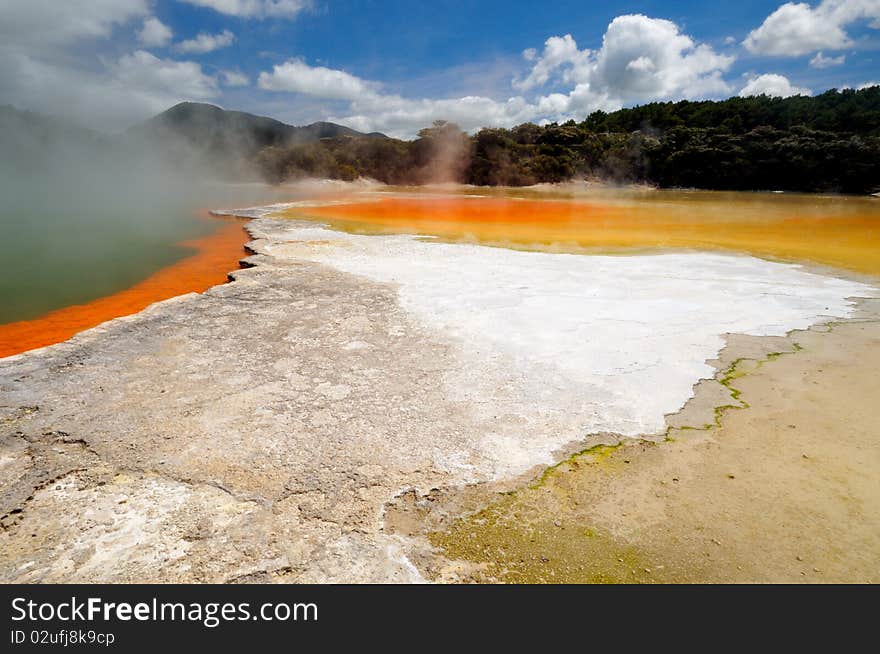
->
[255,87,880,194]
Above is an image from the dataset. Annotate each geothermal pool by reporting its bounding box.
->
[287,187,880,276]
[0,205,213,325]
[2,186,878,582]
[207,187,880,477]
[0,184,320,357]
[3,186,878,361]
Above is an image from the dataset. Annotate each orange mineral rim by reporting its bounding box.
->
[0,212,250,359]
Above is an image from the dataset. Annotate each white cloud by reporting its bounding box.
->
[513,34,591,91]
[256,59,523,135]
[265,14,733,136]
[113,50,218,100]
[336,95,539,139]
[0,0,219,129]
[257,15,739,138]
[0,0,149,47]
[739,74,812,97]
[589,15,734,103]
[258,59,379,100]
[175,30,235,54]
[179,0,311,18]
[744,0,880,56]
[0,48,219,130]
[809,51,846,67]
[257,59,538,136]
[221,70,251,87]
[857,81,880,89]
[138,17,173,47]
[512,16,734,107]
[8,1,849,139]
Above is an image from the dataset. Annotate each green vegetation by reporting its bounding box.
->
[254,120,468,184]
[256,87,880,194]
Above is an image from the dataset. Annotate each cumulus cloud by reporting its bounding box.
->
[255,59,535,136]
[513,34,591,91]
[335,95,539,139]
[221,70,250,87]
[744,0,880,56]
[739,74,812,97]
[589,15,734,103]
[513,15,734,106]
[256,15,739,137]
[809,51,846,67]
[113,50,218,100]
[179,0,311,18]
[175,30,235,54]
[4,2,855,138]
[857,81,880,89]
[257,59,380,100]
[0,0,224,129]
[256,59,520,135]
[0,48,219,130]
[138,17,173,47]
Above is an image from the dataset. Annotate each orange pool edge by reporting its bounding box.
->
[0,213,251,359]
[297,195,880,278]
[5,192,878,360]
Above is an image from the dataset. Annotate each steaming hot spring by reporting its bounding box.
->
[2,186,878,584]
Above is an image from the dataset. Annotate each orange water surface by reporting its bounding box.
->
[4,188,878,360]
[290,189,880,278]
[0,215,249,358]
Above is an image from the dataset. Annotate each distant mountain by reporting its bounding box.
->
[1,103,387,182]
[126,102,385,160]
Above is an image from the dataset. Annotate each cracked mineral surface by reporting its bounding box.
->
[0,214,875,583]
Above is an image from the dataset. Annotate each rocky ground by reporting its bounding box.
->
[0,218,589,582]
[1,215,876,583]
[428,314,880,583]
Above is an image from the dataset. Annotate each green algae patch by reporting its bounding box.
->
[430,339,816,583]
[428,441,668,584]
[527,442,623,491]
[668,343,804,439]
[429,494,659,584]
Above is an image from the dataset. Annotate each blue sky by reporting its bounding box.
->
[1,0,878,136]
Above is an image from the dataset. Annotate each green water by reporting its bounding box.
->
[0,176,290,325]
[0,206,210,324]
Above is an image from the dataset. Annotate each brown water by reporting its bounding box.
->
[281,187,880,278]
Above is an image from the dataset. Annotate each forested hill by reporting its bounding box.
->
[6,90,878,194]
[126,102,386,162]
[256,87,880,194]
[582,88,880,135]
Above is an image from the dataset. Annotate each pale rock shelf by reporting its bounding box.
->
[0,212,874,583]
[265,223,874,479]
